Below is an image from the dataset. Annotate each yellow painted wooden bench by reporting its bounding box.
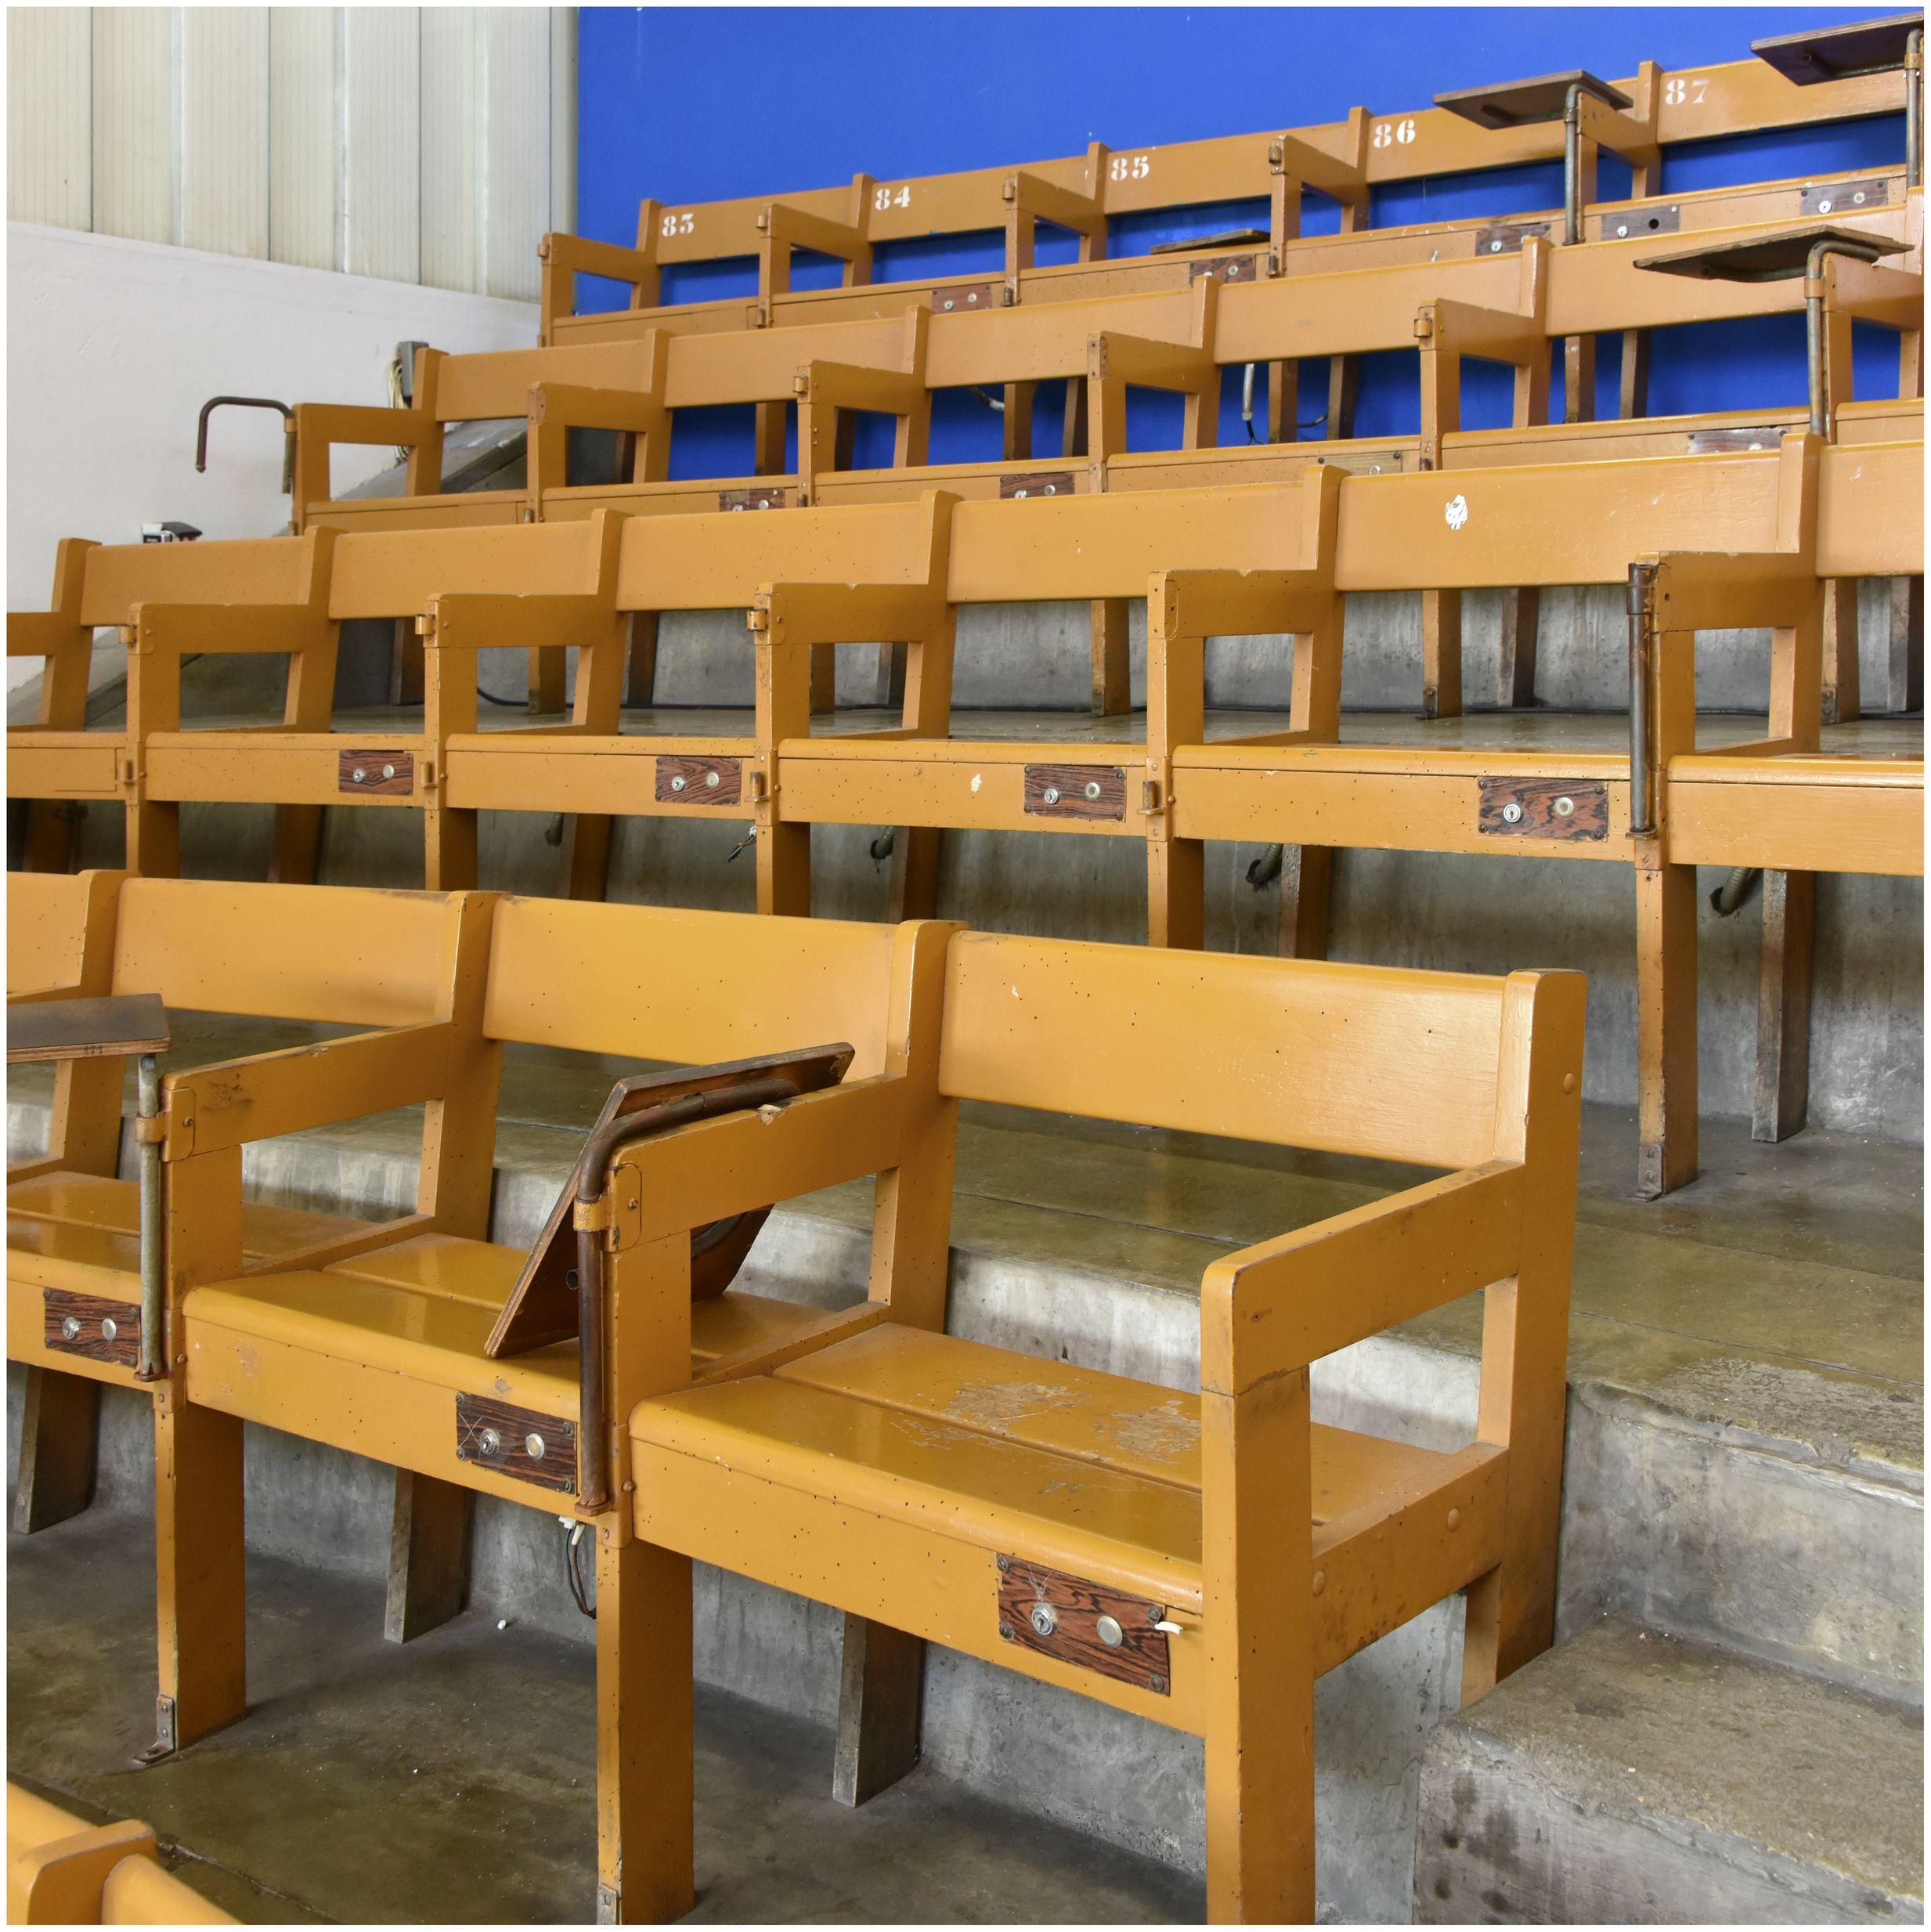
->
[6,1784,233,1924]
[142,889,956,1820]
[609,930,1587,1921]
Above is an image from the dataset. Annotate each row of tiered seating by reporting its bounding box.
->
[7,869,1583,1923]
[5,15,1923,1921]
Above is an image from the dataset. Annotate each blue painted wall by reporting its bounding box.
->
[575,8,1902,474]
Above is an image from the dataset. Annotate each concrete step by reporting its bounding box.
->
[1413,1616,1924,1924]
[9,1045,1920,1920]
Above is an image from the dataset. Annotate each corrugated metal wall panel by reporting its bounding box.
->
[20,6,573,294]
[420,7,478,294]
[92,7,177,244]
[8,9,93,229]
[480,8,550,301]
[181,7,269,258]
[341,7,420,284]
[268,7,335,270]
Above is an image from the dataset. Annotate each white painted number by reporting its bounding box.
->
[1372,117,1417,149]
[661,211,695,237]
[1663,74,1709,106]
[873,185,912,211]
[1108,153,1152,181]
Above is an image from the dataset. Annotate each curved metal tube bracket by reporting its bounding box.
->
[1804,237,1887,438]
[196,395,294,493]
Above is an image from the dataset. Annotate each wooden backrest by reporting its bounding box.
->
[937,931,1513,1172]
[433,340,659,421]
[76,539,317,629]
[329,518,609,618]
[7,871,117,997]
[482,897,905,1078]
[108,879,462,1026]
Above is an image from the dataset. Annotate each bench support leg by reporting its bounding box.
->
[1888,576,1923,714]
[528,646,568,717]
[1201,1372,1316,1924]
[1634,863,1698,1198]
[809,645,837,716]
[625,612,659,708]
[831,1614,925,1807]
[1821,579,1861,726]
[11,1367,99,1533]
[563,811,615,904]
[1090,599,1131,717]
[268,805,325,885]
[1752,869,1814,1145]
[152,1393,247,1755]
[383,1469,474,1645]
[422,805,478,894]
[595,1533,693,1925]
[389,618,425,706]
[1147,834,1205,951]
[21,801,81,874]
[1276,846,1333,961]
[1498,587,1539,710]
[887,826,942,923]
[1421,589,1462,720]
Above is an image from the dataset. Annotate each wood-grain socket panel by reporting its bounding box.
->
[718,486,789,512]
[931,281,1003,316]
[1802,177,1889,217]
[1595,204,1681,241]
[337,750,414,796]
[1474,220,1552,255]
[996,1554,1171,1694]
[44,1288,140,1368]
[454,1393,576,1492]
[1000,471,1077,500]
[1023,764,1126,820]
[1478,777,1609,841]
[1189,252,1261,284]
[655,756,743,805]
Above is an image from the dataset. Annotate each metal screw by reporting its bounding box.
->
[1500,800,1524,824]
[1095,1614,1124,1649]
[1013,489,1028,500]
[942,298,955,310]
[1553,795,1575,818]
[1041,785,1060,804]
[670,773,687,792]
[382,764,396,780]
[1490,239,1503,252]
[1818,198,1834,214]
[479,1427,503,1457]
[1615,222,1629,237]
[1029,1602,1059,1638]
[705,769,720,788]
[352,767,366,784]
[525,1433,546,1461]
[61,1316,81,1342]
[1853,191,1867,204]
[1042,483,1056,494]
[1084,781,1102,800]
[100,1316,118,1342]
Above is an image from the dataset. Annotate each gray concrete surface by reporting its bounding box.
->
[1413,1616,1924,1924]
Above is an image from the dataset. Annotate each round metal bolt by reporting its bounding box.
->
[1853,191,1867,204]
[479,1427,504,1457]
[352,767,367,784]
[1446,1507,1462,1531]
[1042,785,1061,805]
[100,1316,118,1342]
[670,773,688,792]
[382,764,397,781]
[1490,240,1503,252]
[1029,1602,1059,1638]
[1818,198,1834,214]
[1084,780,1102,800]
[1310,1569,1326,1597]
[1553,795,1575,818]
[942,298,955,310]
[525,1433,547,1461]
[731,503,746,511]
[1095,1613,1124,1649]
[1042,484,1056,495]
[1615,222,1629,237]
[1013,489,1028,500]
[61,1316,81,1342]
[1500,800,1524,825]
[705,769,720,788]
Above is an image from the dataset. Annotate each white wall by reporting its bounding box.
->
[7,222,539,680]
[7,7,575,302]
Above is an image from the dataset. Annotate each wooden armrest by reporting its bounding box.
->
[1088,330,1215,390]
[793,360,927,414]
[157,1021,461,1159]
[529,381,666,435]
[1269,131,1367,204]
[761,201,868,261]
[540,231,659,287]
[752,580,947,647]
[7,611,84,656]
[1417,298,1545,361]
[1007,170,1105,239]
[1200,1161,1525,1396]
[7,993,168,1065]
[121,602,329,656]
[418,591,619,652]
[293,401,430,447]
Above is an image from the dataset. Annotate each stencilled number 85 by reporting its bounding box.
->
[1109,153,1152,181]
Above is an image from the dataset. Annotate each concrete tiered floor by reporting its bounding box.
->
[9,1035,1922,1922]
